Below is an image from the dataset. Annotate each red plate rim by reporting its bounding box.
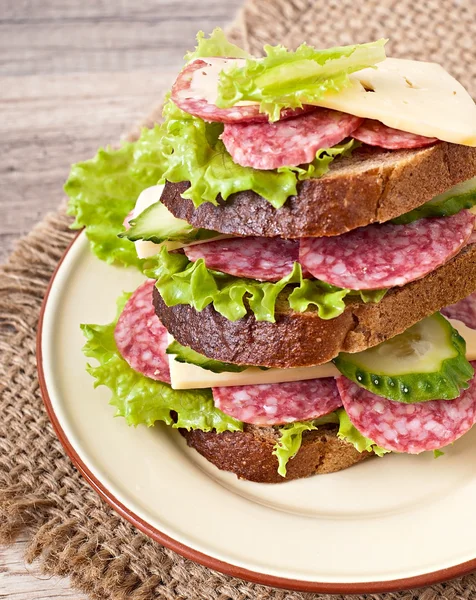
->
[36,232,476,594]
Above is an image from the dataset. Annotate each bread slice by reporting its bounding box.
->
[160,142,476,238]
[181,424,372,483]
[154,243,476,368]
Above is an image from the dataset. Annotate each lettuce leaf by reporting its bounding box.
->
[216,40,387,121]
[166,340,248,373]
[65,127,166,268]
[81,291,242,433]
[144,246,364,323]
[184,28,250,61]
[157,101,360,209]
[273,413,340,477]
[336,409,389,456]
[66,101,359,265]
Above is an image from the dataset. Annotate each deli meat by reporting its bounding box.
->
[352,119,439,149]
[114,280,171,383]
[171,59,314,124]
[183,236,299,281]
[336,371,476,453]
[442,292,476,330]
[221,108,363,169]
[299,210,475,290]
[212,378,342,426]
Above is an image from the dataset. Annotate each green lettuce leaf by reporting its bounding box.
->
[66,100,359,264]
[216,40,387,121]
[336,409,389,456]
[184,28,250,61]
[166,340,248,373]
[157,101,359,209]
[81,291,242,433]
[65,126,167,268]
[273,413,340,477]
[143,246,371,323]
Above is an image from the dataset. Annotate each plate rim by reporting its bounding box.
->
[36,232,476,595]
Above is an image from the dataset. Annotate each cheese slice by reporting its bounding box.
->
[317,58,476,146]
[168,318,476,389]
[188,57,476,146]
[131,184,230,258]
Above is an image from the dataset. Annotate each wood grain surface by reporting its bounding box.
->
[0,0,241,597]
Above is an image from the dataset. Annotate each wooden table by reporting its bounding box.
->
[0,1,241,596]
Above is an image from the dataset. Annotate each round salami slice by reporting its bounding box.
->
[114,280,171,384]
[212,378,342,426]
[172,59,314,124]
[336,369,476,453]
[221,108,363,170]
[352,119,438,149]
[183,236,299,281]
[442,292,476,330]
[299,210,475,290]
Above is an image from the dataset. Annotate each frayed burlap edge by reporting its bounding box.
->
[2,1,476,599]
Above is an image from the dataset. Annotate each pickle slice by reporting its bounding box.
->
[333,313,474,403]
[392,177,476,225]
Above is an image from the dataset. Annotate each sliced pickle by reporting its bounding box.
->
[333,313,474,402]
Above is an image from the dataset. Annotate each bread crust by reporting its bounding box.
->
[160,143,476,238]
[154,244,476,368]
[180,424,372,483]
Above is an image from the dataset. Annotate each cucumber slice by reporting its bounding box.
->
[166,340,248,373]
[119,200,217,244]
[333,313,474,403]
[392,177,476,225]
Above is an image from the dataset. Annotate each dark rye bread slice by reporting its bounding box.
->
[160,143,476,238]
[181,424,372,483]
[154,243,476,369]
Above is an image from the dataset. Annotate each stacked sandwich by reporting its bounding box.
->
[68,29,476,482]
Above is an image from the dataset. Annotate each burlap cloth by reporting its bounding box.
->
[2,1,476,598]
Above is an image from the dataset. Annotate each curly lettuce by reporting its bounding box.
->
[81,291,242,432]
[216,40,387,121]
[336,409,389,456]
[65,127,167,268]
[274,410,389,477]
[66,102,358,266]
[185,28,250,61]
[157,101,358,209]
[143,246,363,323]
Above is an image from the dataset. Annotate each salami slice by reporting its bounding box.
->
[172,59,314,124]
[442,292,476,330]
[336,370,476,453]
[352,119,438,149]
[212,378,342,426]
[221,108,363,170]
[299,210,475,290]
[183,236,299,281]
[114,280,171,383]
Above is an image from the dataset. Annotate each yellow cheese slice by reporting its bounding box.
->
[168,319,476,389]
[317,58,476,146]
[187,57,476,146]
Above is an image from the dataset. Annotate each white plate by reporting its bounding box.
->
[38,233,476,594]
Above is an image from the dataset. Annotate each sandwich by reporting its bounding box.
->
[66,28,476,483]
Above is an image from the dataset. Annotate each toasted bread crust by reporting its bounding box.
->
[180,425,372,483]
[160,143,476,238]
[154,244,476,368]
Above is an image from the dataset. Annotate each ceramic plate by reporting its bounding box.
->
[38,233,476,594]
